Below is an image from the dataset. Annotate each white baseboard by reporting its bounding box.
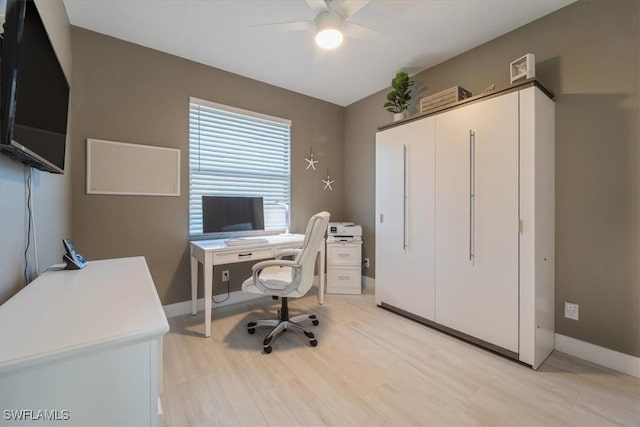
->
[362,276,375,291]
[164,275,323,318]
[163,291,267,318]
[554,333,640,378]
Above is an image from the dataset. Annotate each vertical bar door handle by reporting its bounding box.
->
[469,130,475,262]
[403,144,408,251]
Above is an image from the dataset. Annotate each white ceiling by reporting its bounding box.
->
[63,0,574,107]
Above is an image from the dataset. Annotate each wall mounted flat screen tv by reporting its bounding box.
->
[0,0,70,173]
[202,196,265,234]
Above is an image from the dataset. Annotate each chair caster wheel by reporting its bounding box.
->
[264,346,272,354]
[248,328,255,335]
[312,320,319,326]
[310,339,318,347]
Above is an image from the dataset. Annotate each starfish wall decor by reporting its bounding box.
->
[322,171,335,191]
[304,148,318,170]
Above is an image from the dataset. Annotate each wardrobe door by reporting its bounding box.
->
[375,118,436,320]
[435,93,520,352]
[375,128,404,307]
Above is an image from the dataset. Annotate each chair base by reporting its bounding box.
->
[246,297,319,354]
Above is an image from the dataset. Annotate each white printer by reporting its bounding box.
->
[327,222,362,242]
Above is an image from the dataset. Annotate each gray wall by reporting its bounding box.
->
[69,27,345,305]
[0,0,72,304]
[344,0,639,357]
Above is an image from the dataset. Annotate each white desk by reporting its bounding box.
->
[0,257,169,426]
[190,234,325,337]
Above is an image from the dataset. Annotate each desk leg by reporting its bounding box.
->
[190,256,198,316]
[319,242,325,305]
[204,261,213,338]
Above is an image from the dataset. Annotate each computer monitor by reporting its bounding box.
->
[202,196,265,234]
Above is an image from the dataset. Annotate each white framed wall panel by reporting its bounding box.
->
[86,139,180,196]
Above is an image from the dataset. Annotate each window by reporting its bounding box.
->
[189,98,291,236]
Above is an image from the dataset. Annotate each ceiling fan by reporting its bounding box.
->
[255,0,381,50]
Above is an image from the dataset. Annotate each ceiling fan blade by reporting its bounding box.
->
[305,0,330,15]
[251,20,313,32]
[334,0,370,20]
[342,21,384,40]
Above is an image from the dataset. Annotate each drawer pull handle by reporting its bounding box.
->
[338,254,350,258]
[338,276,349,280]
[238,253,253,257]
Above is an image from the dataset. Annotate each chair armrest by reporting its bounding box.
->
[251,259,296,271]
[274,248,302,259]
[251,260,302,296]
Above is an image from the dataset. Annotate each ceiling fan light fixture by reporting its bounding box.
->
[315,27,343,49]
[314,10,344,49]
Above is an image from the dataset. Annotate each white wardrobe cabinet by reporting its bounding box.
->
[375,82,555,369]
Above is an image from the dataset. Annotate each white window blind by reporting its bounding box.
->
[189,98,291,236]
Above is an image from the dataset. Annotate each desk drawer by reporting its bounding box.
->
[327,244,361,266]
[213,247,273,264]
[327,267,362,293]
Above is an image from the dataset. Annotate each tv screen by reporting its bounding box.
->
[202,196,265,234]
[0,0,70,173]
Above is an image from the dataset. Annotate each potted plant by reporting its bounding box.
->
[384,71,414,121]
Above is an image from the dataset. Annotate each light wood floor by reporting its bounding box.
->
[162,288,640,426]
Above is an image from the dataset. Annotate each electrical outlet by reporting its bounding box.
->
[222,270,230,282]
[363,258,370,268]
[564,301,579,321]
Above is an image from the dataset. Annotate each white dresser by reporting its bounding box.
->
[326,240,362,294]
[0,257,169,426]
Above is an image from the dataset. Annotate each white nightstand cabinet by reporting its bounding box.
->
[326,240,362,294]
[0,257,169,426]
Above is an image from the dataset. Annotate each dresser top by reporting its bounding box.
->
[0,256,169,373]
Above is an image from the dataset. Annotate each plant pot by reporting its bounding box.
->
[393,111,407,122]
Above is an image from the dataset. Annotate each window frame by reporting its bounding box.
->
[188,97,292,240]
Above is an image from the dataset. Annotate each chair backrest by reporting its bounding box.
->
[293,211,330,295]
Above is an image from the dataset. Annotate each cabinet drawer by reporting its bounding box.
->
[327,244,361,265]
[327,267,361,292]
[213,247,273,264]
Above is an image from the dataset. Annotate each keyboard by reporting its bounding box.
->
[225,238,269,247]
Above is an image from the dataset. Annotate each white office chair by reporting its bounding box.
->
[241,211,330,354]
